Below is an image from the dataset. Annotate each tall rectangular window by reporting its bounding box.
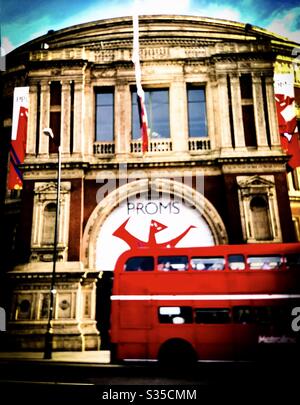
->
[240,74,257,147]
[95,88,114,142]
[132,88,170,139]
[187,86,208,137]
[49,81,61,154]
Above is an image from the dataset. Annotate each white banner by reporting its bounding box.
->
[96,197,214,271]
[11,86,29,140]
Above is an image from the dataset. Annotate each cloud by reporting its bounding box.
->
[196,5,241,22]
[134,0,191,15]
[266,7,300,42]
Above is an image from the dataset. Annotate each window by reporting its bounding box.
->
[191,257,225,270]
[247,256,282,270]
[195,308,231,324]
[240,74,257,147]
[187,86,208,137]
[132,88,170,139]
[233,306,253,323]
[237,175,281,243]
[95,89,114,142]
[42,203,56,245]
[250,196,272,240]
[49,81,61,153]
[228,254,245,270]
[158,256,188,271]
[124,256,154,271]
[286,254,300,268]
[158,306,193,324]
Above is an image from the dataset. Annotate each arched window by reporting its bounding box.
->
[42,202,56,245]
[250,196,272,240]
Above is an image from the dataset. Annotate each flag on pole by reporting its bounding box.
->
[274,66,300,170]
[7,87,29,189]
[132,9,149,153]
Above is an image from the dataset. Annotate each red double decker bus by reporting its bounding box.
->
[110,243,300,363]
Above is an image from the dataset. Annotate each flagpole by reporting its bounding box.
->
[132,3,149,154]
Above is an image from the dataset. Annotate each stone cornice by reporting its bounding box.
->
[20,155,288,175]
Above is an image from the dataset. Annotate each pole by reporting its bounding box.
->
[44,144,61,359]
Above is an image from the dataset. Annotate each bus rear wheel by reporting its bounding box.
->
[158,339,197,366]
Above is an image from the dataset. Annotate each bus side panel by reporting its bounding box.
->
[111,301,152,360]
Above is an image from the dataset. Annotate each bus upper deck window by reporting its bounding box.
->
[124,256,154,271]
[286,254,300,269]
[228,255,245,270]
[247,256,281,270]
[191,257,225,271]
[158,256,188,271]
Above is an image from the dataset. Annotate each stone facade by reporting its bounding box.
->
[1,15,299,351]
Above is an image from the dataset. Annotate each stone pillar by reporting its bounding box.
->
[252,74,269,148]
[115,81,131,156]
[26,84,38,156]
[84,80,94,156]
[73,80,84,155]
[265,75,281,147]
[61,81,71,154]
[38,81,50,154]
[170,78,188,153]
[217,74,232,149]
[206,81,216,149]
[230,74,246,148]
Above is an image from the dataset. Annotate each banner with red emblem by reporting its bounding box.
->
[7,87,29,190]
[274,63,300,170]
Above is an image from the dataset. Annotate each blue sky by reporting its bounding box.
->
[2,0,300,54]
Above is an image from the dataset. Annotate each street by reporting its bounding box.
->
[0,357,298,403]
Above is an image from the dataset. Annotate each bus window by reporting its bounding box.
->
[158,256,188,271]
[228,254,245,270]
[124,256,154,271]
[233,306,254,323]
[286,254,300,269]
[247,256,281,270]
[158,306,193,324]
[195,308,231,324]
[191,257,225,271]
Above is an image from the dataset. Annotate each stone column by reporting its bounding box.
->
[206,81,216,149]
[115,81,131,156]
[230,74,246,148]
[170,78,188,153]
[73,80,84,155]
[265,75,281,147]
[61,81,71,155]
[26,84,38,156]
[252,74,269,148]
[84,80,94,156]
[217,74,232,149]
[38,81,50,154]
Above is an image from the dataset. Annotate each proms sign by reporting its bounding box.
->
[96,197,214,271]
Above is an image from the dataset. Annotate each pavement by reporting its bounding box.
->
[0,350,111,363]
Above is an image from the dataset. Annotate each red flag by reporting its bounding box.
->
[7,106,28,189]
[136,94,149,153]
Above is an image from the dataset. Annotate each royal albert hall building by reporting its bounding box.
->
[1,15,300,351]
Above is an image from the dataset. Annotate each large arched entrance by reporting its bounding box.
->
[82,178,228,348]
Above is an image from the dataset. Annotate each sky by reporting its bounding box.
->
[1,0,300,54]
